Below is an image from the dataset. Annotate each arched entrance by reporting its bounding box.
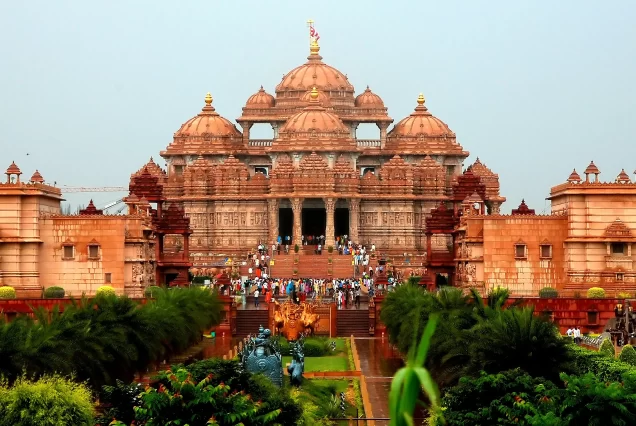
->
[301,198,326,238]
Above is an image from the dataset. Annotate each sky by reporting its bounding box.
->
[1,0,635,213]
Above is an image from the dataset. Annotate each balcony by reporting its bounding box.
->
[356,139,381,148]
[605,255,633,270]
[248,139,272,147]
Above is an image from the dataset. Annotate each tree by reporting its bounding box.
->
[462,307,570,382]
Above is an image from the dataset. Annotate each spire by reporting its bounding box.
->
[204,92,213,106]
[307,19,321,57]
[417,93,425,105]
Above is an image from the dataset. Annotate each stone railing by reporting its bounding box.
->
[248,139,273,147]
[356,139,381,148]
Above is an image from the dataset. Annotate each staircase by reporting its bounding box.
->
[297,256,330,278]
[269,254,294,277]
[235,309,269,337]
[336,308,369,337]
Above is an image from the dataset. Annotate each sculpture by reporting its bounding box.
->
[240,325,283,387]
[272,300,321,341]
[287,334,305,386]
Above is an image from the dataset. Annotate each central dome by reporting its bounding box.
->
[278,88,349,135]
[275,41,355,103]
[175,93,241,138]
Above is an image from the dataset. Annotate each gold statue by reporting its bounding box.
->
[272,300,321,340]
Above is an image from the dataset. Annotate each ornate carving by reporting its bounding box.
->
[349,199,360,242]
[272,300,321,341]
[324,197,336,244]
[291,198,303,244]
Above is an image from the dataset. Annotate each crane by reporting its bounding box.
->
[62,186,128,193]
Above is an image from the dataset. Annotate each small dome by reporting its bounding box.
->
[276,40,354,93]
[617,169,631,183]
[6,161,21,175]
[30,170,44,183]
[175,93,241,138]
[245,86,275,109]
[388,94,454,138]
[567,169,581,183]
[279,88,349,136]
[355,86,384,107]
[584,161,600,175]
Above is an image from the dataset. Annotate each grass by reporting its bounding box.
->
[282,355,349,372]
[291,379,359,419]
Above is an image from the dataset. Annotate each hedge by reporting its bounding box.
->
[568,345,635,382]
[587,287,606,298]
[539,287,558,298]
[619,344,636,366]
[96,286,116,297]
[278,337,332,357]
[0,286,16,299]
[600,338,616,357]
[43,286,65,298]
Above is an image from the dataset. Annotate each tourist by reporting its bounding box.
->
[254,288,260,308]
[355,286,361,308]
[566,327,573,338]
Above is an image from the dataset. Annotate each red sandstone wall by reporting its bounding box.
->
[481,216,568,295]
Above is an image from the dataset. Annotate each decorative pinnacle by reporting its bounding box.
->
[205,92,213,105]
[310,39,320,55]
[310,86,319,100]
[417,93,425,105]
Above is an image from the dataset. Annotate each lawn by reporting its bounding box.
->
[282,355,349,372]
[290,379,360,419]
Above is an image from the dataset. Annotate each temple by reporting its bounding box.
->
[127,35,506,285]
[0,26,635,297]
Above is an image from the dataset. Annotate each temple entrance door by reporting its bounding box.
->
[435,273,449,288]
[278,207,293,242]
[301,198,326,241]
[334,207,349,239]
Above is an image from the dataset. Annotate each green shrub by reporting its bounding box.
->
[539,287,558,298]
[294,244,300,253]
[619,344,636,366]
[95,285,116,297]
[143,286,162,298]
[43,286,65,298]
[279,337,330,357]
[567,345,635,382]
[618,291,631,299]
[587,287,606,298]
[599,338,616,357]
[0,286,16,299]
[0,375,94,426]
[191,275,211,284]
[327,245,333,253]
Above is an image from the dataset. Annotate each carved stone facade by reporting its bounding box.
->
[128,37,505,268]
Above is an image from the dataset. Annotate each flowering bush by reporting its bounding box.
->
[0,286,16,299]
[96,286,116,297]
[587,287,606,298]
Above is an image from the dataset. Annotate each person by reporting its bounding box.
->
[566,327,573,338]
[574,327,581,344]
[254,288,260,308]
[355,286,361,308]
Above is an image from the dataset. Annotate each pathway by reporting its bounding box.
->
[354,337,404,423]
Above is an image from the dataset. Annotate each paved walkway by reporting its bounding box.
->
[354,337,404,422]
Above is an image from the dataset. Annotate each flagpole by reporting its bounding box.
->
[307,19,314,47]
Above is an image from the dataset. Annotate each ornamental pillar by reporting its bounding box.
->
[291,198,303,245]
[240,122,252,147]
[324,197,336,247]
[267,198,279,244]
[378,122,390,149]
[271,122,279,138]
[349,198,360,243]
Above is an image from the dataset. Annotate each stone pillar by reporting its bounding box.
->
[240,122,252,147]
[350,122,359,139]
[324,197,336,247]
[349,198,360,243]
[491,202,501,215]
[271,122,279,138]
[378,122,390,149]
[291,198,303,245]
[267,198,279,244]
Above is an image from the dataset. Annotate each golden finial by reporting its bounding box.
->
[417,93,425,105]
[310,39,320,55]
[310,86,319,100]
[205,92,213,105]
